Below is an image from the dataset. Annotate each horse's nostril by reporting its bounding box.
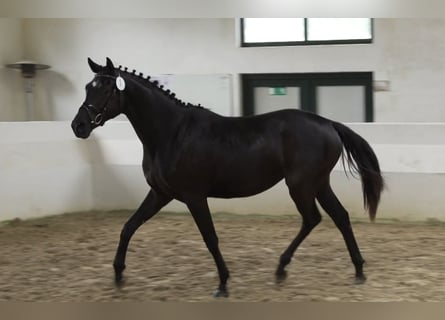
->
[76,123,85,134]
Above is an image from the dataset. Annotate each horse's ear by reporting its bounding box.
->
[106,57,115,71]
[88,57,102,73]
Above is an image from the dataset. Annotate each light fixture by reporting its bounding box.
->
[5,61,51,121]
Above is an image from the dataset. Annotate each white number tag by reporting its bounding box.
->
[116,76,126,91]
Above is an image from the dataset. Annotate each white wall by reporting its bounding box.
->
[0,18,443,122]
[0,19,26,121]
[374,19,445,122]
[0,122,93,219]
[1,121,445,222]
[23,19,239,120]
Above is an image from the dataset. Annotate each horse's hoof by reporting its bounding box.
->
[354,275,366,285]
[213,288,229,298]
[275,270,287,283]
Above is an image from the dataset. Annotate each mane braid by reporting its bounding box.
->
[116,66,205,109]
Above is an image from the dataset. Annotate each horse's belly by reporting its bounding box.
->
[208,169,283,198]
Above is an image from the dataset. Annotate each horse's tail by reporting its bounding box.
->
[332,122,384,221]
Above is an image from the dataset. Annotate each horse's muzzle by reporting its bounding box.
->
[71,107,94,139]
[71,118,91,139]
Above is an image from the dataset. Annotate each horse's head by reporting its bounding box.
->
[71,57,125,138]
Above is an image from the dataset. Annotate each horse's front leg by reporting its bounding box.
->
[186,199,230,297]
[113,189,172,286]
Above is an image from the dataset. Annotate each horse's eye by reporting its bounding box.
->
[92,81,97,87]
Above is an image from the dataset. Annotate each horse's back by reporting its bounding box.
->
[216,109,341,153]
[189,108,342,165]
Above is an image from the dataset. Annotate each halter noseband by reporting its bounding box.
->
[81,103,107,125]
[81,74,122,126]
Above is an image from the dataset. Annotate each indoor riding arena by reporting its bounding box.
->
[1,18,445,302]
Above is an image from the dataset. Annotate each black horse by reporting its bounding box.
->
[71,58,384,298]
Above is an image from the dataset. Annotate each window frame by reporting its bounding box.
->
[240,18,374,47]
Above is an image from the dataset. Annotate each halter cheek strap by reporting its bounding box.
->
[80,92,113,126]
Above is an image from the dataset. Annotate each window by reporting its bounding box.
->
[241,18,373,47]
[242,72,374,122]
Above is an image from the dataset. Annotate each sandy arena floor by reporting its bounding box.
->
[0,210,444,302]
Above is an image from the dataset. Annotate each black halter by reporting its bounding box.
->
[80,74,121,126]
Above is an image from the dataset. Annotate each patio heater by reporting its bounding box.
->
[5,61,51,121]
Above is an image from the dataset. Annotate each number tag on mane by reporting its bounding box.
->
[116,76,126,91]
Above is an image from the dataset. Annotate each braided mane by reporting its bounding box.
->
[116,65,204,109]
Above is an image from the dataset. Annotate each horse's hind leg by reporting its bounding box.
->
[113,189,172,286]
[276,187,321,282]
[316,183,366,283]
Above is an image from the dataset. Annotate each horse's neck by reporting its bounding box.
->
[123,84,184,157]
